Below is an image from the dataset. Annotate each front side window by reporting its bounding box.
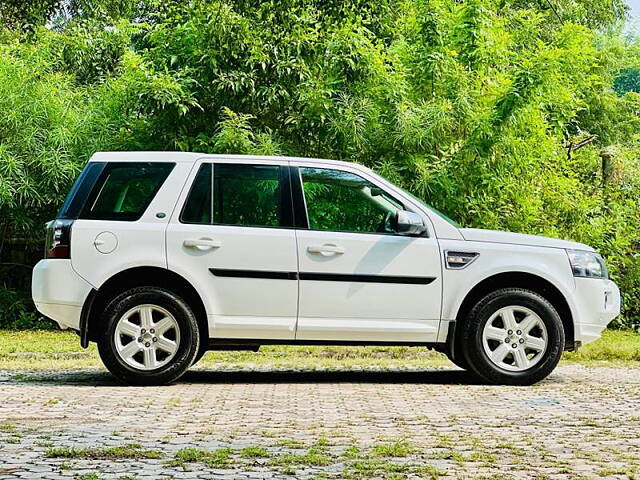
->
[300,167,403,234]
[181,163,289,228]
[82,162,174,221]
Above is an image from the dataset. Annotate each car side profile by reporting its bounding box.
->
[32,152,620,385]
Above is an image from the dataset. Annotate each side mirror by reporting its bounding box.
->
[394,210,427,236]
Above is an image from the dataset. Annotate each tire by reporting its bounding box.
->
[191,346,208,366]
[97,286,200,386]
[460,288,564,386]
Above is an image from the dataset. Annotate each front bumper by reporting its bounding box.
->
[32,259,93,330]
[572,277,621,345]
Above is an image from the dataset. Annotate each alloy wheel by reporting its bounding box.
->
[481,306,547,372]
[113,304,181,370]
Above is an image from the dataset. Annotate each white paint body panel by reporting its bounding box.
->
[166,224,298,339]
[70,162,194,289]
[31,151,621,350]
[439,239,578,321]
[166,157,297,340]
[31,259,92,330]
[295,230,441,341]
[460,228,594,251]
[439,238,621,344]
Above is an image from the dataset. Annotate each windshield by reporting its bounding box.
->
[397,187,461,227]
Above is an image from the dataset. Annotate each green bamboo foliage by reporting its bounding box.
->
[0,0,639,327]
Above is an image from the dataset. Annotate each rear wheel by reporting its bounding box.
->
[97,287,200,385]
[460,288,564,385]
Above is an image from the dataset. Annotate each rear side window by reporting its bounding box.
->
[81,162,174,221]
[57,162,106,219]
[181,164,212,224]
[180,163,292,228]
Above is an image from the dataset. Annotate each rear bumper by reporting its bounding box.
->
[31,259,92,330]
[572,277,620,345]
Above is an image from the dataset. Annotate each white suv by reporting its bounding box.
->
[32,152,620,385]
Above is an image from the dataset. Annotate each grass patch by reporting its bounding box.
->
[1,328,639,371]
[75,474,99,480]
[46,443,162,460]
[434,449,467,464]
[469,451,497,465]
[270,448,331,467]
[240,446,270,458]
[343,459,442,479]
[342,459,410,478]
[564,329,640,363]
[342,446,361,458]
[372,439,413,457]
[0,330,448,370]
[0,424,18,433]
[167,448,233,468]
[276,438,306,449]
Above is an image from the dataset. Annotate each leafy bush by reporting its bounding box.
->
[0,288,55,329]
[1,0,639,329]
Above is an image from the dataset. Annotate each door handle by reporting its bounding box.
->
[183,238,222,250]
[307,244,345,255]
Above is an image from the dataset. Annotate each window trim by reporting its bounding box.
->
[289,166,309,229]
[294,165,426,237]
[178,162,295,229]
[57,162,107,220]
[78,162,175,222]
[179,163,213,225]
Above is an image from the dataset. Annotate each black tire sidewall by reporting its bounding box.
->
[98,287,200,385]
[462,288,565,385]
[191,344,208,366]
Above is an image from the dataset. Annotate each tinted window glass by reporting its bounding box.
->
[300,168,403,233]
[57,162,106,219]
[214,164,282,227]
[181,164,212,224]
[82,162,174,221]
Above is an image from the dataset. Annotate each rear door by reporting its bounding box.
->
[292,164,442,342]
[166,158,298,340]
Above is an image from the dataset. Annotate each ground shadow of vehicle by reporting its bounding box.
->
[3,367,505,387]
[181,368,486,385]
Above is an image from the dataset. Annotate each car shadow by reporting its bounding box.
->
[3,368,498,387]
[181,368,485,385]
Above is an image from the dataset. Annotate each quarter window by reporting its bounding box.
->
[181,164,212,224]
[299,167,403,234]
[82,162,174,221]
[181,163,290,228]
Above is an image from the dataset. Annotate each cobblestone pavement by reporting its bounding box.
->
[0,364,639,479]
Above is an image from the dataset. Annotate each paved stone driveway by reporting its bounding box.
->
[1,364,639,479]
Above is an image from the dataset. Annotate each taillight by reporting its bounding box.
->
[45,219,74,259]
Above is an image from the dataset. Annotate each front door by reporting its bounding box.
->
[166,159,298,340]
[293,165,442,342]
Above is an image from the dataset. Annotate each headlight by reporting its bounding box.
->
[566,250,608,279]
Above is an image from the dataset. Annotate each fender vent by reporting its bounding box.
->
[445,251,479,269]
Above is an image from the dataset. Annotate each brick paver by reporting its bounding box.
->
[0,364,639,479]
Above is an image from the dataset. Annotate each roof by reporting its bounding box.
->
[89,151,368,171]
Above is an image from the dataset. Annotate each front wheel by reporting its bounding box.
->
[97,287,200,386]
[460,288,564,385]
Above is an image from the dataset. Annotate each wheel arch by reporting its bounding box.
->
[81,266,208,347]
[452,271,575,351]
